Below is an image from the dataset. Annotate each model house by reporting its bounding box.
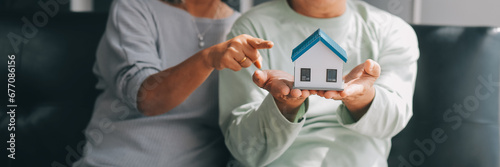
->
[291,28,348,90]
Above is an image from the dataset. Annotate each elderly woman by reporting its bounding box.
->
[73,0,272,166]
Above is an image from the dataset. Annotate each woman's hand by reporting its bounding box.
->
[206,34,274,71]
[138,34,273,116]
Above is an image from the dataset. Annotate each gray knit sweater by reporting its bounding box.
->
[74,0,239,166]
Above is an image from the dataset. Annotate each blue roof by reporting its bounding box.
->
[291,29,347,62]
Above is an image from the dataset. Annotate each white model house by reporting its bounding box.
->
[292,29,348,90]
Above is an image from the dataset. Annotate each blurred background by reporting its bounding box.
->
[1,0,500,26]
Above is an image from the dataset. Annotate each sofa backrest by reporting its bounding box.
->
[388,25,500,167]
[0,12,108,166]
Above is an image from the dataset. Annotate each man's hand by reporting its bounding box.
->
[253,70,311,122]
[317,59,381,121]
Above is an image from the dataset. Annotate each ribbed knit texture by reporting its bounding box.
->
[74,0,239,166]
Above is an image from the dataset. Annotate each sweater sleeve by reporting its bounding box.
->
[94,0,161,110]
[219,19,306,167]
[336,16,419,139]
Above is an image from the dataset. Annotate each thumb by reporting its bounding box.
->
[253,70,268,88]
[363,59,381,77]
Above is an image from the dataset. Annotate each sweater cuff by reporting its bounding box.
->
[123,68,160,110]
[293,98,309,123]
[261,94,305,127]
[336,86,382,126]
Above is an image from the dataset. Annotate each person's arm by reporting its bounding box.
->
[94,0,162,112]
[138,35,272,116]
[97,1,271,116]
[320,16,419,138]
[219,19,309,167]
[219,69,308,167]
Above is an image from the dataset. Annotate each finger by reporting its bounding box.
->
[271,80,291,97]
[323,91,334,99]
[317,90,325,97]
[330,91,343,100]
[222,47,244,71]
[363,59,381,78]
[226,42,249,65]
[341,84,364,98]
[227,61,243,71]
[289,88,302,98]
[254,54,263,69]
[301,90,310,98]
[235,37,263,68]
[241,42,260,63]
[227,46,256,69]
[324,91,342,100]
[237,56,253,68]
[247,38,274,49]
[252,70,268,88]
[309,90,318,95]
[226,55,243,71]
[344,63,365,82]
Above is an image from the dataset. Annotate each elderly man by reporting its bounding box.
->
[219,0,419,166]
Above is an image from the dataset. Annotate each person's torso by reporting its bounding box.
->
[81,0,240,166]
[234,0,405,166]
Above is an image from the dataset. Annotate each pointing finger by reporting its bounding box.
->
[247,38,274,49]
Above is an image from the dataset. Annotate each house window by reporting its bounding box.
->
[326,69,337,82]
[301,68,311,81]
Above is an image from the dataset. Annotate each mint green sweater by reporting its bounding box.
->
[219,0,419,166]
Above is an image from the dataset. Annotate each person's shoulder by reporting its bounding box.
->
[114,0,158,6]
[349,0,414,35]
[350,0,408,26]
[111,0,158,13]
[235,0,286,24]
[347,0,401,25]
